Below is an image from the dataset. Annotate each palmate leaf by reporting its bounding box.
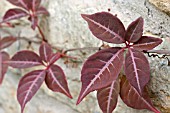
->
[0,36,17,50]
[45,65,72,98]
[81,12,126,44]
[120,76,161,113]
[133,36,162,51]
[8,50,43,68]
[39,42,53,62]
[0,52,10,84]
[97,79,120,113]
[3,8,28,23]
[17,70,46,113]
[125,48,150,95]
[77,47,124,104]
[125,17,144,43]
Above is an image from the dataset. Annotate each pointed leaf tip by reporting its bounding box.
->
[45,65,72,98]
[81,12,126,44]
[77,48,124,104]
[125,17,144,43]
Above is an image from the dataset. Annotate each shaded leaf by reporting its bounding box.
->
[0,52,10,84]
[97,79,120,113]
[45,65,72,98]
[125,17,144,43]
[77,48,124,104]
[28,16,38,30]
[39,42,53,62]
[0,36,17,50]
[133,36,162,51]
[36,7,49,15]
[120,76,161,113]
[8,50,43,68]
[17,70,46,113]
[81,12,126,44]
[3,8,28,23]
[125,48,150,95]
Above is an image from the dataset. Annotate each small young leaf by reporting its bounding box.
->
[39,42,53,62]
[133,36,162,51]
[77,48,124,104]
[36,7,50,15]
[49,53,61,65]
[45,65,72,98]
[125,48,150,95]
[3,8,28,23]
[120,76,161,113]
[81,12,126,44]
[0,52,10,84]
[28,16,38,30]
[97,79,120,113]
[8,50,43,68]
[125,17,144,43]
[0,36,17,50]
[17,70,46,113]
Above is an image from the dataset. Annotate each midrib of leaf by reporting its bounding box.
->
[129,49,141,94]
[49,68,69,96]
[129,20,140,41]
[107,81,115,113]
[22,71,44,108]
[84,16,124,42]
[80,49,123,101]
[43,44,48,61]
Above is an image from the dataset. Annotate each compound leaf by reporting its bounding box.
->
[8,50,43,68]
[125,48,150,95]
[120,76,161,113]
[45,65,72,98]
[97,79,120,113]
[77,47,124,104]
[81,12,126,44]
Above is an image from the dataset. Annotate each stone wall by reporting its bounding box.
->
[0,0,170,113]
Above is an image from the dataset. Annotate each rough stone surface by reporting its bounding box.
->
[0,0,170,113]
[149,0,170,16]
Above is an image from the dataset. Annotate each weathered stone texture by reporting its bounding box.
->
[0,0,170,113]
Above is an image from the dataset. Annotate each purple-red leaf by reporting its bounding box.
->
[17,70,46,113]
[97,79,120,113]
[125,17,144,43]
[133,36,162,51]
[81,12,126,44]
[36,7,49,15]
[3,8,28,23]
[26,0,41,11]
[77,48,124,104]
[49,53,61,65]
[125,48,150,95]
[39,42,53,62]
[8,50,43,68]
[45,65,72,98]
[120,76,161,113]
[0,52,10,84]
[0,36,17,50]
[7,0,29,10]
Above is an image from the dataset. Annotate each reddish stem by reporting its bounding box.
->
[37,25,47,42]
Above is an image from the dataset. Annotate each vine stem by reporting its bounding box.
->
[64,47,100,54]
[37,25,47,42]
